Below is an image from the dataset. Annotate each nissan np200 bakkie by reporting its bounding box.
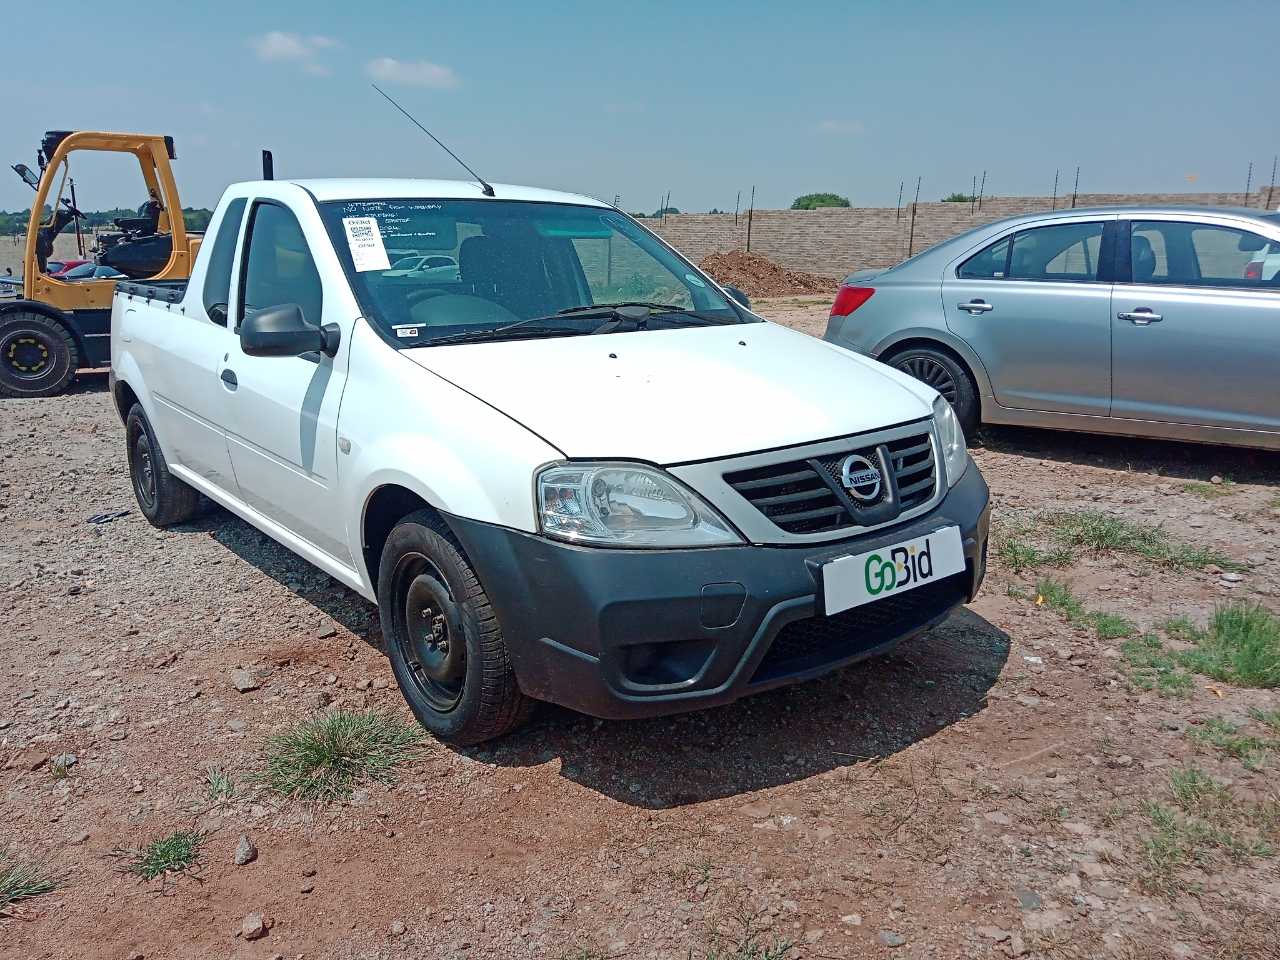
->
[110,177,990,744]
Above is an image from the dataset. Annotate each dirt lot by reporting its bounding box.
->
[2,299,1278,960]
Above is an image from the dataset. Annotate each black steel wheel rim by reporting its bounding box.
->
[1,331,53,380]
[897,355,958,405]
[392,552,466,712]
[132,434,157,509]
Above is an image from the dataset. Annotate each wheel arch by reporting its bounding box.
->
[360,482,449,594]
[873,330,992,405]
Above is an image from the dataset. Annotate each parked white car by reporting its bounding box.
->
[110,177,990,744]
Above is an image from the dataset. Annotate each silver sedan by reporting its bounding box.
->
[824,206,1280,451]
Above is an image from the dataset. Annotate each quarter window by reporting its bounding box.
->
[958,237,1011,279]
[239,202,324,327]
[201,197,246,325]
[1131,220,1280,288]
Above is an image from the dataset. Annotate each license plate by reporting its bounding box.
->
[821,526,965,616]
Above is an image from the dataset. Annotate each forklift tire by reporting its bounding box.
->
[0,310,79,398]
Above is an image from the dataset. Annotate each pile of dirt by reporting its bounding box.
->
[698,249,837,298]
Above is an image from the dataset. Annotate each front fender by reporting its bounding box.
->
[343,438,550,593]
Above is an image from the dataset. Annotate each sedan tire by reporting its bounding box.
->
[888,346,979,436]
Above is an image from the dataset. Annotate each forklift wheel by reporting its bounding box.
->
[0,310,79,398]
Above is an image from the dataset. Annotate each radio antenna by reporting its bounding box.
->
[371,83,495,197]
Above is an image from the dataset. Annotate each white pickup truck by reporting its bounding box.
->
[110,177,990,744]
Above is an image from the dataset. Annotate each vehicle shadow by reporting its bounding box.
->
[184,509,383,643]
[0,368,109,400]
[476,607,1010,809]
[977,424,1280,486]
[187,508,1010,809]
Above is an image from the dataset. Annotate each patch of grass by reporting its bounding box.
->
[701,909,794,960]
[1046,510,1241,571]
[0,854,63,911]
[1036,578,1137,640]
[1120,634,1194,698]
[49,757,72,780]
[1187,717,1274,772]
[1140,766,1278,894]
[205,765,235,802]
[119,830,204,881]
[259,709,424,802]
[1250,707,1280,735]
[1175,603,1280,689]
[1182,478,1234,499]
[993,522,1073,574]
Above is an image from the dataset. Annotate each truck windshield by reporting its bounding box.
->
[318,199,745,346]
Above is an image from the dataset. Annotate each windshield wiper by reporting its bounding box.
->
[417,325,589,348]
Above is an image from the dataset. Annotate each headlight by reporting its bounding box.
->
[933,395,969,487]
[537,462,742,547]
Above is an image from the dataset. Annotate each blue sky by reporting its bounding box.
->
[4,0,1278,213]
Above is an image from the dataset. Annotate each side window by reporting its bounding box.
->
[958,237,1011,279]
[239,202,323,327]
[201,198,246,325]
[1008,222,1104,281]
[1131,221,1279,288]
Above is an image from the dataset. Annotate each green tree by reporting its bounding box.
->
[942,192,977,203]
[652,206,680,218]
[791,193,850,210]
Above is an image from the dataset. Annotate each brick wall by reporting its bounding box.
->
[642,192,1279,279]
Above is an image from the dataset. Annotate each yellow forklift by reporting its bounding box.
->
[1,130,198,397]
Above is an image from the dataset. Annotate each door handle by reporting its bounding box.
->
[220,368,238,388]
[958,299,993,314]
[1118,309,1163,325]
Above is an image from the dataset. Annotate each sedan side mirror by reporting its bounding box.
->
[723,284,751,309]
[240,303,340,358]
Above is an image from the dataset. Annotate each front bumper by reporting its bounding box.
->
[447,463,990,720]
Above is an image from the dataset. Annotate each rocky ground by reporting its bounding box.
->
[1,300,1278,960]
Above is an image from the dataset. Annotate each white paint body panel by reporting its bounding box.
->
[112,177,938,601]
[403,322,936,465]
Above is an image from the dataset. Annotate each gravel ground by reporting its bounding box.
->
[2,301,1278,959]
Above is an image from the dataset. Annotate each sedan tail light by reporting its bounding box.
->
[829,285,875,318]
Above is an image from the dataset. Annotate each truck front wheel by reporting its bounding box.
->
[377,510,532,745]
[0,310,78,398]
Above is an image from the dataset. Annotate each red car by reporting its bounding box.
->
[45,259,90,277]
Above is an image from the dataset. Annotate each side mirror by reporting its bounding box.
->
[12,163,40,189]
[723,284,751,309]
[240,303,340,358]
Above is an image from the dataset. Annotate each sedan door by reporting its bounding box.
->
[942,216,1116,416]
[221,195,355,565]
[1111,217,1280,432]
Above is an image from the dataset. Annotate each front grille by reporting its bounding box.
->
[724,430,936,535]
[750,572,967,684]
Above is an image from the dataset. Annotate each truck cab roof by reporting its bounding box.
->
[274,177,610,208]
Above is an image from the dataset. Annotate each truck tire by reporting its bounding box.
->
[125,404,203,527]
[886,345,980,437]
[377,510,532,745]
[0,310,78,398]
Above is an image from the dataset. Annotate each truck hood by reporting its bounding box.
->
[401,322,935,464]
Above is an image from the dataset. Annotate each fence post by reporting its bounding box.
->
[745,185,755,253]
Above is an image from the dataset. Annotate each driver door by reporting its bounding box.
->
[221,195,355,564]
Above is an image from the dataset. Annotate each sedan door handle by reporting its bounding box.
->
[1118,309,1163,325]
[220,368,238,388]
[957,299,993,314]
